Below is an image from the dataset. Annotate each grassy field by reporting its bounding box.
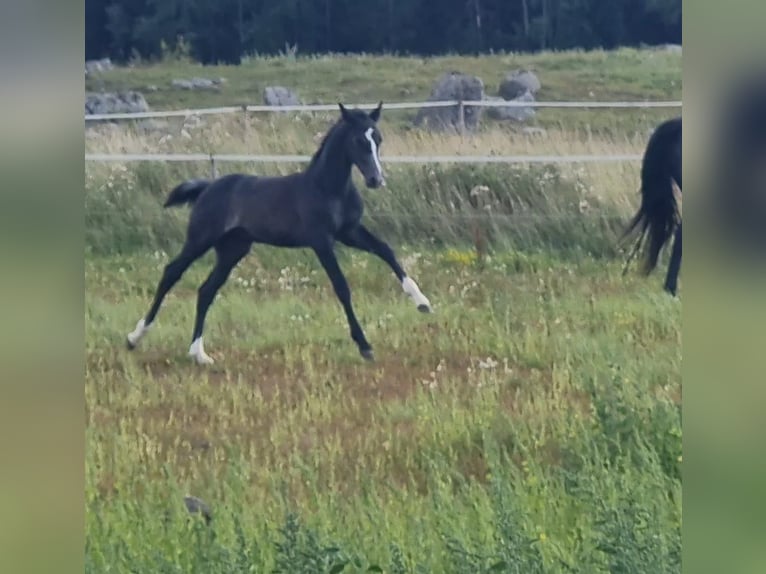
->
[85,49,682,573]
[86,47,681,134]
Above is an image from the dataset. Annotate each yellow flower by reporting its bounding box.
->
[539,533,547,542]
[444,248,478,266]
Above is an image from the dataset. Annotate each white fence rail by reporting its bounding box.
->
[85,153,644,173]
[85,98,680,170]
[84,99,682,121]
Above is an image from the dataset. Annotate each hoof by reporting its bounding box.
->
[417,303,432,313]
[190,353,215,366]
[360,348,375,361]
[126,337,137,350]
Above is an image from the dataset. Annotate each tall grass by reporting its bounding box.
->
[85,114,649,256]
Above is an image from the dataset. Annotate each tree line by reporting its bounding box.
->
[86,0,681,64]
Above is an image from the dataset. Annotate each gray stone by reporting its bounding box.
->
[85,91,150,116]
[486,90,536,122]
[499,70,541,100]
[171,77,223,91]
[413,72,485,132]
[137,119,170,133]
[263,86,301,107]
[183,495,212,524]
[85,58,114,76]
[171,79,194,90]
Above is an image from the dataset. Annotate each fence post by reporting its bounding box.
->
[457,100,466,135]
[242,104,249,148]
[209,154,218,179]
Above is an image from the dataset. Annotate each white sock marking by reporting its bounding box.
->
[188,337,214,365]
[127,318,149,346]
[364,127,385,185]
[402,276,431,310]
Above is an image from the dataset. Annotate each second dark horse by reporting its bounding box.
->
[623,116,682,296]
[126,102,432,364]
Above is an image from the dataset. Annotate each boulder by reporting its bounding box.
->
[85,58,114,76]
[498,70,541,100]
[171,77,224,90]
[486,90,536,122]
[85,91,150,116]
[413,72,485,132]
[263,86,301,106]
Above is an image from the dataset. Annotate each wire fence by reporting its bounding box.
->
[85,152,643,164]
[85,98,680,172]
[84,99,682,121]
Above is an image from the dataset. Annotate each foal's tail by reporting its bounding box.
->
[164,178,211,208]
[622,118,682,276]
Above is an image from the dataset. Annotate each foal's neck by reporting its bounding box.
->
[307,124,353,195]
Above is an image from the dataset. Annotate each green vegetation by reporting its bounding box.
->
[86,47,681,133]
[85,50,682,573]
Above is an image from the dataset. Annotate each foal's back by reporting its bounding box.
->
[190,172,325,248]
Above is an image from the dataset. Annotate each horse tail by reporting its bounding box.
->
[163,178,211,208]
[622,118,682,276]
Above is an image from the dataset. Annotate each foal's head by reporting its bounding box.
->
[338,102,385,189]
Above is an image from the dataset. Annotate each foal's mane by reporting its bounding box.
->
[307,109,370,171]
[307,119,346,171]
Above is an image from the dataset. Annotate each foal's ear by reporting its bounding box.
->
[369,101,383,122]
[338,103,352,123]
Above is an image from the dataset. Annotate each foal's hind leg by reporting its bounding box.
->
[664,224,682,296]
[126,241,209,349]
[188,232,252,365]
[339,224,432,312]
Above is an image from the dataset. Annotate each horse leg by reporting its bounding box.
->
[313,242,373,361]
[188,232,252,365]
[664,224,682,296]
[126,240,209,349]
[339,224,432,312]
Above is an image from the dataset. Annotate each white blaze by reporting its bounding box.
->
[364,127,384,184]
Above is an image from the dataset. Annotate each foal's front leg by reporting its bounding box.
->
[313,243,374,360]
[339,224,432,312]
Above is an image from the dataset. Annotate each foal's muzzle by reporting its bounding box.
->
[366,175,386,189]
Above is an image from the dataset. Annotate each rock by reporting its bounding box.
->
[413,72,485,132]
[657,44,682,54]
[190,77,215,90]
[498,70,541,100]
[85,91,150,116]
[183,114,205,130]
[486,90,536,122]
[484,95,507,120]
[171,77,223,91]
[85,58,114,76]
[171,79,194,90]
[183,495,212,524]
[263,86,301,107]
[137,119,170,133]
